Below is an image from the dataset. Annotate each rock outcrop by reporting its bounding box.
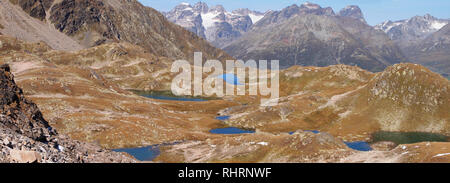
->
[0,64,136,163]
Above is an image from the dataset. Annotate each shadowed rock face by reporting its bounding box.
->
[0,64,55,142]
[49,0,112,36]
[0,64,136,163]
[10,0,54,20]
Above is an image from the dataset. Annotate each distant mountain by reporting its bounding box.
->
[250,3,333,31]
[375,14,449,45]
[165,2,265,48]
[375,15,450,76]
[0,0,231,61]
[338,5,366,24]
[406,24,450,76]
[224,3,405,72]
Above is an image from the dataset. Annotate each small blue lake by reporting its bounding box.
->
[289,130,372,151]
[212,116,255,134]
[218,74,243,85]
[210,127,255,134]
[113,145,160,161]
[216,116,230,121]
[344,141,373,151]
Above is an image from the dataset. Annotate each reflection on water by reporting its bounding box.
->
[371,131,449,145]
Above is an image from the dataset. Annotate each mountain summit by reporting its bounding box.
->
[165,2,265,48]
[224,4,404,72]
[375,14,450,76]
[0,0,231,61]
[375,14,449,44]
[338,5,366,23]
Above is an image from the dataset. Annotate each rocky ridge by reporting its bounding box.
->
[0,64,135,163]
[375,14,449,45]
[165,2,265,48]
[224,3,405,72]
[1,0,232,62]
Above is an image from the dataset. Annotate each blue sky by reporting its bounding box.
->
[138,0,450,25]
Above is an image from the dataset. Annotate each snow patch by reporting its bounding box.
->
[431,21,447,30]
[433,153,450,157]
[257,142,269,146]
[248,13,264,24]
[201,12,220,30]
[302,2,320,9]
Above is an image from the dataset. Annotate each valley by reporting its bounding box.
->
[0,0,449,163]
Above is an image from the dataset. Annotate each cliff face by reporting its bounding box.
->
[0,64,55,142]
[11,0,54,20]
[0,64,136,163]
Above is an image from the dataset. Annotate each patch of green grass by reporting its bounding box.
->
[130,90,221,101]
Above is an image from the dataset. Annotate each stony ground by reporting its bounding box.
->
[0,64,135,163]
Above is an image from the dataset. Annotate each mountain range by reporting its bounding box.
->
[224,3,405,72]
[0,0,232,62]
[165,2,265,48]
[375,14,450,76]
[166,2,450,74]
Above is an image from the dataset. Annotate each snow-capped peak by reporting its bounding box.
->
[200,12,220,30]
[338,5,366,23]
[301,2,320,9]
[165,2,267,47]
[248,13,264,24]
[375,14,449,41]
